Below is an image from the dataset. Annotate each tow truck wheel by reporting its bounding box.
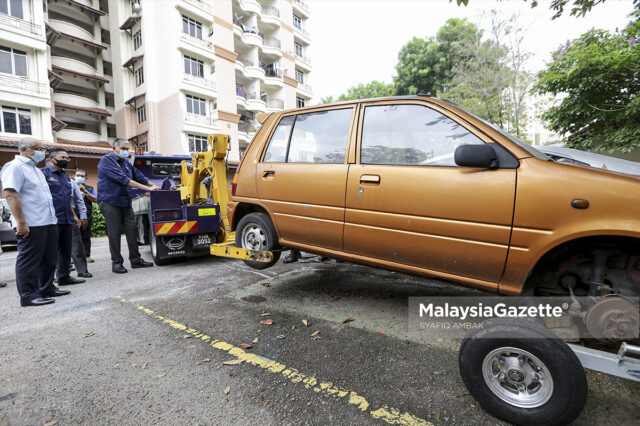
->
[149,218,169,266]
[235,213,280,270]
[459,318,587,426]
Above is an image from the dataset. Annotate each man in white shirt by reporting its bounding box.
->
[0,138,70,306]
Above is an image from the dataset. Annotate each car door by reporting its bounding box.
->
[343,101,517,285]
[256,106,356,251]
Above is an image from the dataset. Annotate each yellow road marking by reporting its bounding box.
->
[114,296,432,426]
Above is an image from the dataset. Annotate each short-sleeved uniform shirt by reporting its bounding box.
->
[0,155,57,228]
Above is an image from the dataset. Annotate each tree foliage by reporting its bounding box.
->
[451,0,639,19]
[440,12,533,138]
[320,80,395,103]
[394,18,481,95]
[533,12,640,152]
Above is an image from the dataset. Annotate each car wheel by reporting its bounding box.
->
[459,318,587,426]
[235,212,281,270]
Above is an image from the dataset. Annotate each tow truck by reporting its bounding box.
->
[148,133,639,425]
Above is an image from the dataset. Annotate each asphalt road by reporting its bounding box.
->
[1,237,638,425]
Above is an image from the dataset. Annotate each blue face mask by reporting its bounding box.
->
[118,150,129,159]
[75,177,86,184]
[30,149,46,164]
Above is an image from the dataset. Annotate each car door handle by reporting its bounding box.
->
[360,174,380,185]
[263,170,275,178]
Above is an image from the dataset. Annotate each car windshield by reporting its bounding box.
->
[439,100,551,161]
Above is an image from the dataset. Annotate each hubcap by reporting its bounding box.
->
[482,347,554,408]
[241,223,267,251]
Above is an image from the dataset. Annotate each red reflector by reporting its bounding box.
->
[135,160,144,165]
[231,182,237,196]
[155,210,181,221]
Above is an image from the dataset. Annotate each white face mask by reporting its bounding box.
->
[30,149,46,164]
[75,177,86,184]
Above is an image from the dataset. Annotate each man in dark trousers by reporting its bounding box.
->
[41,148,85,286]
[74,169,97,262]
[98,138,159,273]
[0,138,70,306]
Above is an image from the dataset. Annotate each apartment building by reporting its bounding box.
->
[1,0,312,168]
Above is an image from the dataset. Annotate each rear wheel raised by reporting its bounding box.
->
[149,218,169,266]
[235,212,280,270]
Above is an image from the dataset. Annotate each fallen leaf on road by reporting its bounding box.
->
[312,335,321,340]
[276,335,285,339]
[44,420,58,426]
[126,351,134,355]
[202,358,211,362]
[252,337,259,343]
[261,282,271,287]
[260,319,274,325]
[471,404,476,409]
[342,317,355,324]
[223,359,244,365]
[183,335,192,339]
[224,386,230,394]
[302,319,309,327]
[311,330,320,337]
[240,343,253,349]
[83,332,95,338]
[142,362,148,369]
[156,373,166,378]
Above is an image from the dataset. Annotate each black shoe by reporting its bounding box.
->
[112,264,128,274]
[131,259,153,268]
[58,276,86,285]
[44,288,71,297]
[21,297,55,307]
[78,272,93,278]
[0,282,6,288]
[283,251,301,264]
[316,256,330,262]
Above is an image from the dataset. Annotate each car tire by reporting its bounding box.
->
[458,318,587,426]
[235,212,281,270]
[149,217,169,266]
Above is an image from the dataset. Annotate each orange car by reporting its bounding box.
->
[228,96,640,297]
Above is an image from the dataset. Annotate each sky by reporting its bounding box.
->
[306,0,637,103]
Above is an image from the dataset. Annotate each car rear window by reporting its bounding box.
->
[263,108,353,164]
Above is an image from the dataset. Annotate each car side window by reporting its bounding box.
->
[264,115,295,163]
[287,109,352,164]
[361,104,484,166]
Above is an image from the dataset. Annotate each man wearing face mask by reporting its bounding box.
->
[0,138,71,306]
[98,138,160,273]
[41,148,85,286]
[74,169,97,262]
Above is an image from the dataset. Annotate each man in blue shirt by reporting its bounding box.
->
[98,138,160,273]
[0,138,71,306]
[41,148,85,286]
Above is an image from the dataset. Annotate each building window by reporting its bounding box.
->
[137,105,146,123]
[134,66,144,86]
[133,30,142,50]
[188,134,208,152]
[0,46,27,76]
[293,14,301,29]
[294,42,303,57]
[295,69,304,84]
[182,15,202,39]
[183,55,204,78]
[1,106,32,135]
[186,95,206,116]
[296,97,305,108]
[1,0,24,18]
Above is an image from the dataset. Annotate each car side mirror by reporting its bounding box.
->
[454,144,499,169]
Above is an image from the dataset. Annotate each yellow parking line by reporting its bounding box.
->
[114,296,432,426]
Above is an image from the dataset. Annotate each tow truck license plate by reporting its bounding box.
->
[192,234,213,247]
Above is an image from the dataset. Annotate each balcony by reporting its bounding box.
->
[293,0,310,17]
[263,36,281,49]
[183,73,216,91]
[48,19,96,43]
[51,56,97,76]
[295,54,311,66]
[0,74,48,95]
[297,82,313,93]
[184,113,215,127]
[0,12,43,36]
[246,92,266,113]
[54,92,101,110]
[266,98,284,110]
[262,6,280,18]
[236,54,254,67]
[293,25,311,43]
[262,67,282,78]
[183,0,213,13]
[56,128,102,143]
[239,0,262,15]
[236,84,247,99]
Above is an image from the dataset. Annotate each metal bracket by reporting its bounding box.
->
[569,342,640,382]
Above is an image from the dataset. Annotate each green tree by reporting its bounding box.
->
[533,13,640,152]
[451,0,639,19]
[394,18,481,95]
[320,81,395,103]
